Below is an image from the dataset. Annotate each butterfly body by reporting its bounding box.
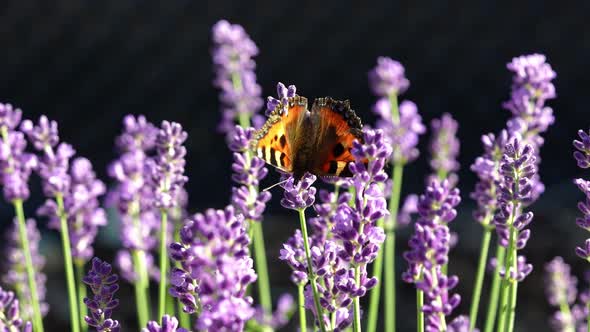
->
[252,95,363,180]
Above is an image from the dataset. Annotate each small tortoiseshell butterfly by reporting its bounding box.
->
[251,95,363,180]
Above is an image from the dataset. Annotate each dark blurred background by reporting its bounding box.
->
[0,0,588,331]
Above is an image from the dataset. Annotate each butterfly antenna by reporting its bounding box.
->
[263,178,290,192]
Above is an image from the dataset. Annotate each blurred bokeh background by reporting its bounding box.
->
[0,0,588,330]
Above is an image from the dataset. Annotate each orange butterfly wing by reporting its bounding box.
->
[311,97,363,177]
[252,96,308,173]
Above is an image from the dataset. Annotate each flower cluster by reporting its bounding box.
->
[503,53,556,204]
[266,82,297,116]
[0,286,32,332]
[574,129,590,262]
[368,56,410,97]
[150,121,188,210]
[83,257,121,332]
[370,57,425,166]
[229,125,271,222]
[23,116,108,264]
[470,130,509,226]
[281,174,317,210]
[212,20,264,134]
[142,315,188,332]
[0,104,37,202]
[429,113,460,183]
[492,138,536,282]
[107,115,161,282]
[252,294,295,330]
[3,219,49,320]
[403,179,462,329]
[169,206,257,331]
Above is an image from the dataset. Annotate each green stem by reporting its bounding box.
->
[298,283,307,332]
[497,203,518,332]
[56,194,80,332]
[298,208,327,332]
[385,163,403,332]
[557,301,575,332]
[366,219,384,332]
[13,200,45,332]
[353,265,362,332]
[252,221,272,314]
[75,261,88,332]
[469,223,493,330]
[416,289,424,332]
[158,210,169,320]
[506,279,518,332]
[483,244,506,332]
[132,249,150,328]
[587,299,590,332]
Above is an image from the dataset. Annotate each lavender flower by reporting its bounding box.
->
[3,219,49,320]
[107,115,161,279]
[266,82,296,116]
[546,257,578,307]
[83,257,120,332]
[493,137,536,254]
[169,206,257,331]
[0,286,32,332]
[369,57,410,97]
[574,129,590,262]
[503,53,556,204]
[229,125,271,222]
[447,316,478,332]
[38,157,107,262]
[0,104,37,202]
[279,229,309,285]
[281,174,317,210]
[142,315,188,332]
[253,293,295,330]
[470,130,509,226]
[212,20,263,134]
[429,113,460,182]
[373,99,426,165]
[403,179,462,329]
[150,121,188,210]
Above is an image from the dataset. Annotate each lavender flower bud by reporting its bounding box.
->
[369,57,410,97]
[0,285,32,332]
[141,315,188,332]
[574,129,590,169]
[212,20,263,135]
[169,206,256,331]
[281,174,317,210]
[373,98,426,165]
[3,219,49,320]
[429,113,460,181]
[545,257,577,307]
[83,257,121,332]
[151,121,188,209]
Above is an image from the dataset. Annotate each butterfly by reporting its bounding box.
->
[251,95,364,180]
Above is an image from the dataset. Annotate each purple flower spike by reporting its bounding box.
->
[503,54,556,204]
[447,315,478,332]
[374,98,426,165]
[279,229,309,285]
[493,137,537,252]
[429,113,460,182]
[403,178,462,328]
[169,206,256,331]
[281,173,317,210]
[545,257,577,307]
[369,57,410,97]
[228,125,271,222]
[574,129,590,169]
[142,315,188,332]
[212,20,263,135]
[150,121,188,209]
[266,82,297,116]
[0,104,37,202]
[3,219,49,320]
[0,285,33,332]
[83,257,120,332]
[253,293,295,330]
